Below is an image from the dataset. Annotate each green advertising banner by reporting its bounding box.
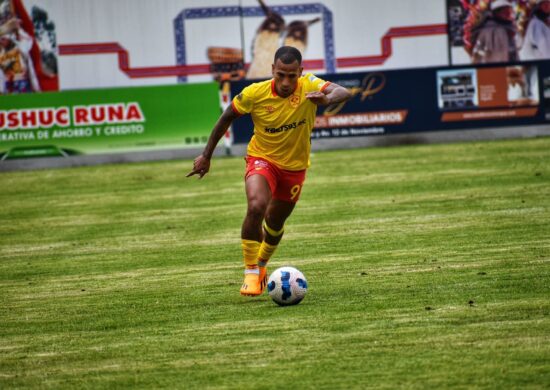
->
[0,83,220,159]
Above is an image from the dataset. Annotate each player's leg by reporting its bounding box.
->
[240,173,272,296]
[258,169,305,290]
[260,198,295,257]
[242,174,271,242]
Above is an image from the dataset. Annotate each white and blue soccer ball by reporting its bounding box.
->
[267,266,308,306]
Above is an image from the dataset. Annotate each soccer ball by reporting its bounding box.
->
[267,266,308,306]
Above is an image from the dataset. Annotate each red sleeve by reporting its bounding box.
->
[231,101,243,116]
[320,81,332,93]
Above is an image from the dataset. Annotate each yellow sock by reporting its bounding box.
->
[241,239,261,272]
[258,241,278,267]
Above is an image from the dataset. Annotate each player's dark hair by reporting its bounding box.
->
[274,46,302,65]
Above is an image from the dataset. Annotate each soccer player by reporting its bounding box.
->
[187,46,351,296]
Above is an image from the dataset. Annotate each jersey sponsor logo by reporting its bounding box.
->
[264,119,306,134]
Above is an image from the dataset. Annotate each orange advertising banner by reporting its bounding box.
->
[315,110,408,128]
[441,108,539,122]
[477,68,509,108]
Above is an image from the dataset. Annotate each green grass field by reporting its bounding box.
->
[1,137,549,389]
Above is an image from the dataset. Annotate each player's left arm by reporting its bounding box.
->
[306,82,352,106]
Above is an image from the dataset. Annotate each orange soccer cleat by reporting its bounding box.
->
[240,271,262,296]
[259,266,268,293]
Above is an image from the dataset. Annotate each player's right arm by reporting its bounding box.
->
[186,105,240,179]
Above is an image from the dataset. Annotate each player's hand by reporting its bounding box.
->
[306,91,330,106]
[186,154,210,179]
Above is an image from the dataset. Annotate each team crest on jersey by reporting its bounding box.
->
[264,105,275,113]
[289,94,300,108]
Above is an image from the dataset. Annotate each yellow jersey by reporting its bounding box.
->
[232,73,330,171]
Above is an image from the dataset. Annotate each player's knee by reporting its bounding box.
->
[247,198,268,221]
[264,212,288,231]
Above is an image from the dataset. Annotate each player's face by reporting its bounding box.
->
[272,59,303,98]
